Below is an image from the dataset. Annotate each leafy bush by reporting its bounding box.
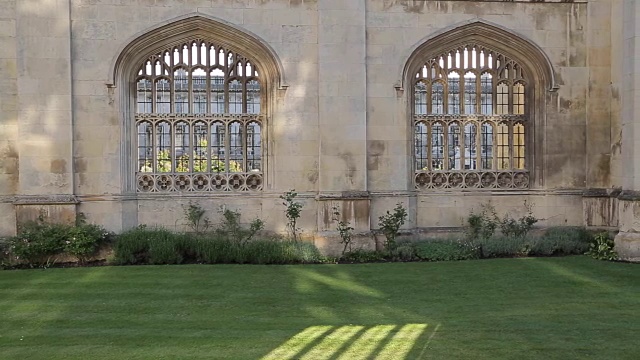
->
[215,208,264,245]
[531,227,592,256]
[465,204,499,240]
[499,202,538,238]
[414,239,480,261]
[182,202,210,234]
[9,222,67,266]
[466,202,539,241]
[64,223,111,263]
[378,203,408,250]
[586,232,618,261]
[7,218,109,267]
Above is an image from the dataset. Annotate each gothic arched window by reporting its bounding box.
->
[134,40,264,192]
[413,45,530,190]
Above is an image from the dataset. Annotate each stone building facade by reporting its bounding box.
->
[0,0,638,259]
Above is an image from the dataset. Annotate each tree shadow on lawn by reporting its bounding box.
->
[0,257,639,359]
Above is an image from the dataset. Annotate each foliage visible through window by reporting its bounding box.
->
[413,45,529,190]
[135,39,263,192]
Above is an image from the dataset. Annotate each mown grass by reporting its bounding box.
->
[0,256,638,359]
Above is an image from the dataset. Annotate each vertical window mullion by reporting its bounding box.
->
[224,121,230,172]
[242,122,248,172]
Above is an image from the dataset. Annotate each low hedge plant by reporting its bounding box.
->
[112,227,325,265]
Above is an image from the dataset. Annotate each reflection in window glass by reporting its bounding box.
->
[193,122,208,172]
[464,72,476,115]
[174,68,189,114]
[156,79,171,113]
[464,123,477,170]
[247,122,262,171]
[448,123,461,170]
[415,81,427,115]
[448,72,460,114]
[432,82,444,115]
[137,79,152,113]
[481,123,493,170]
[192,68,207,114]
[415,122,428,170]
[229,122,244,172]
[175,122,190,172]
[229,80,243,114]
[247,80,261,114]
[497,82,509,115]
[137,122,153,172]
[432,123,444,170]
[514,123,525,169]
[497,123,510,169]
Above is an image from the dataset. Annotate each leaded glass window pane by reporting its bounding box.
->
[412,45,529,189]
[134,39,265,192]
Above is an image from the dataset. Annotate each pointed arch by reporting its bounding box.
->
[108,13,285,89]
[409,20,550,190]
[399,20,556,92]
[113,14,281,193]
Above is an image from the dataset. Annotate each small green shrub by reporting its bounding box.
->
[281,190,303,241]
[378,203,408,250]
[414,239,480,262]
[63,223,111,264]
[479,236,531,258]
[9,222,67,266]
[530,227,592,256]
[194,235,240,264]
[388,244,417,262]
[182,202,210,234]
[112,226,155,265]
[332,206,355,255]
[465,204,499,240]
[148,232,190,265]
[586,232,618,261]
[215,209,264,245]
[499,202,538,238]
[341,249,386,263]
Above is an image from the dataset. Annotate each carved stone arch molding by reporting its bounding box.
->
[399,20,557,92]
[401,20,558,189]
[109,13,286,90]
[109,14,286,193]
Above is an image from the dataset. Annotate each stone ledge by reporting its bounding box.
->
[13,195,79,205]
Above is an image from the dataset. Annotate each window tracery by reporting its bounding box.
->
[413,45,529,190]
[134,39,263,193]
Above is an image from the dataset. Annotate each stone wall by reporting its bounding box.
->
[0,0,629,255]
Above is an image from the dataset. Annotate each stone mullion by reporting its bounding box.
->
[242,121,248,172]
[427,119,433,171]
[188,120,194,175]
[475,120,482,171]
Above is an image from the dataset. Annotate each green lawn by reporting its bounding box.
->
[0,257,638,359]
